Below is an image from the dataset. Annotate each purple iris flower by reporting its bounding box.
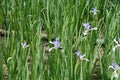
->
[49,38,62,51]
[82,23,97,36]
[109,62,120,71]
[21,41,30,49]
[90,7,99,15]
[83,23,91,30]
[75,51,89,62]
[53,38,61,48]
[108,62,120,78]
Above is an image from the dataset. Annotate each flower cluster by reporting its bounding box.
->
[108,62,120,78]
[82,7,99,36]
[108,38,120,78]
[48,7,99,62]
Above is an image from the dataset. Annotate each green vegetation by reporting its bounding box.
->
[0,0,120,80]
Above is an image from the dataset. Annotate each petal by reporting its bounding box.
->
[112,47,116,52]
[76,51,81,56]
[82,54,86,57]
[114,39,118,44]
[61,49,64,53]
[108,65,114,70]
[56,37,60,41]
[26,45,30,48]
[49,41,54,44]
[114,71,119,78]
[83,30,89,36]
[48,47,55,52]
[84,58,89,62]
[79,55,85,60]
[83,23,91,30]
[90,27,98,31]
[113,45,120,52]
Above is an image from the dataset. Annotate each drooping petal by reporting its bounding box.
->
[48,47,55,52]
[83,30,89,36]
[112,44,120,52]
[114,70,119,78]
[49,41,54,44]
[90,27,98,31]
[84,58,89,62]
[114,39,119,44]
[79,54,86,60]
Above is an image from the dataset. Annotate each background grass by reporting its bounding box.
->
[0,0,120,80]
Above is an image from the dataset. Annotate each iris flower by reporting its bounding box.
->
[83,23,97,36]
[113,38,120,52]
[109,62,120,71]
[21,41,30,49]
[90,7,99,15]
[108,62,120,78]
[75,51,89,62]
[49,38,62,52]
